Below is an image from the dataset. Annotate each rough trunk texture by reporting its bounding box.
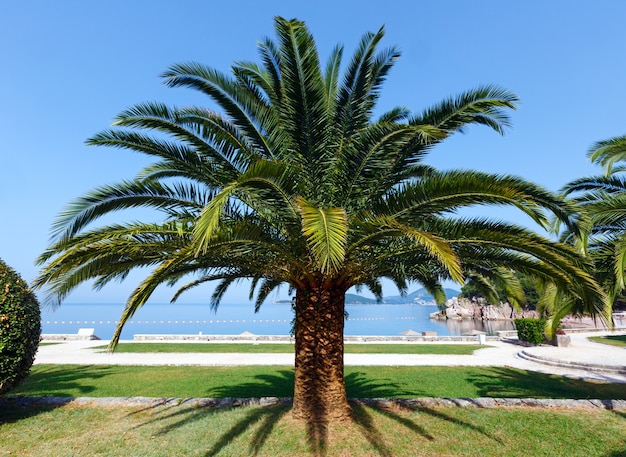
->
[292,280,351,422]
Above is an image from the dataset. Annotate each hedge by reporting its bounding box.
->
[0,259,41,395]
[514,318,546,345]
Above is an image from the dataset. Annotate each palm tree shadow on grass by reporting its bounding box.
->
[127,397,289,455]
[131,369,501,456]
[207,369,418,455]
[464,367,626,399]
[11,365,111,397]
[350,399,503,456]
[0,398,67,426]
[0,365,112,425]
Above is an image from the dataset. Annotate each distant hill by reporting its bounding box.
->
[383,287,460,304]
[344,293,379,305]
[344,287,460,305]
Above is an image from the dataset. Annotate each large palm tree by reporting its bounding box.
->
[35,17,604,422]
[561,135,626,311]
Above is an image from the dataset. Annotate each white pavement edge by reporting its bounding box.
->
[35,331,626,384]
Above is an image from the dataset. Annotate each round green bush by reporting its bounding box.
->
[514,318,547,345]
[0,258,41,395]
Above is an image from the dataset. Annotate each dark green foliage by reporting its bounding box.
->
[518,274,541,307]
[609,289,626,311]
[560,134,626,316]
[0,258,41,395]
[461,272,540,309]
[459,282,482,299]
[514,318,546,345]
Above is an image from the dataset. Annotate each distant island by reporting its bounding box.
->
[273,287,459,305]
[346,287,460,305]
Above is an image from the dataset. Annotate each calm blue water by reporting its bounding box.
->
[41,302,515,339]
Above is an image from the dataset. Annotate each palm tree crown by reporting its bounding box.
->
[35,17,605,421]
[562,134,626,307]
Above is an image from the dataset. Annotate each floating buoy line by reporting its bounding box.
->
[43,315,419,326]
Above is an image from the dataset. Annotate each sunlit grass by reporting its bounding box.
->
[1,401,624,456]
[11,364,626,400]
[90,342,482,355]
[589,335,626,348]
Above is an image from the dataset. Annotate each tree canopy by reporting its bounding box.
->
[35,17,607,421]
[561,134,626,313]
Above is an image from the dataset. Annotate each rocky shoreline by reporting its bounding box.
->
[429,296,539,321]
[429,297,614,330]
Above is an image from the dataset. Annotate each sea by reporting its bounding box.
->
[40,302,516,340]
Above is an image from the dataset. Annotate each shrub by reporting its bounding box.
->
[514,318,546,345]
[0,258,41,395]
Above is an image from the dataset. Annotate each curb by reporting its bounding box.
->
[518,350,626,375]
[2,395,625,411]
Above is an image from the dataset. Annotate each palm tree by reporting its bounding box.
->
[35,17,604,422]
[561,135,626,311]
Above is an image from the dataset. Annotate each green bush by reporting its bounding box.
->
[0,258,41,395]
[514,318,546,345]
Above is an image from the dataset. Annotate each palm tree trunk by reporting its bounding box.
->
[292,280,351,422]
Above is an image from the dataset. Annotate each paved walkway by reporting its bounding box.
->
[36,330,626,383]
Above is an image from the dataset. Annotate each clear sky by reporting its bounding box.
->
[2,1,626,305]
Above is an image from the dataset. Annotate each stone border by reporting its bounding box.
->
[40,334,498,343]
[129,334,495,343]
[2,396,625,411]
[519,350,626,375]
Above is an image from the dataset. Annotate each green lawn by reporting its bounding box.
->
[91,342,482,355]
[12,364,626,400]
[1,401,624,456]
[5,364,626,456]
[589,334,626,348]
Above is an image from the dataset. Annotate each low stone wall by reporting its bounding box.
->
[3,395,625,411]
[131,334,498,343]
[132,334,295,342]
[42,332,101,341]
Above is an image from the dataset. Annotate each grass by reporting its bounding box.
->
[1,401,624,456]
[91,342,482,355]
[11,364,626,400]
[5,364,626,456]
[589,335,626,348]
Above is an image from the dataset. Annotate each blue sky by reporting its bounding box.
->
[2,1,626,304]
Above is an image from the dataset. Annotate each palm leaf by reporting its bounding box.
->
[296,198,347,274]
[411,85,519,135]
[587,135,626,175]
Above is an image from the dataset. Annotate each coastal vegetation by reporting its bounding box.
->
[34,17,608,421]
[460,272,541,309]
[0,259,41,395]
[561,134,626,317]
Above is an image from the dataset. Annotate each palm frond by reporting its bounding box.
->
[587,135,626,175]
[161,63,273,158]
[410,85,519,135]
[274,18,328,166]
[296,198,348,274]
[50,180,204,242]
